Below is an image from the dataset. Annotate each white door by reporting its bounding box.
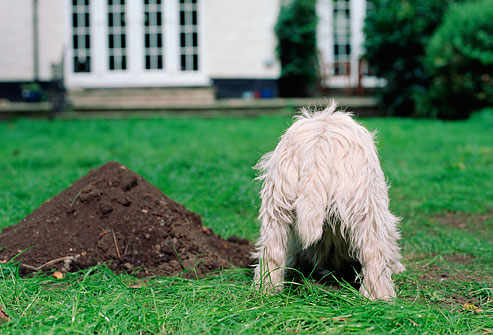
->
[66,0,208,88]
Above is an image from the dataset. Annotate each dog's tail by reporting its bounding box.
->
[292,134,332,250]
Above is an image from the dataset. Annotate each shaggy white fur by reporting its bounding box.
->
[252,101,405,300]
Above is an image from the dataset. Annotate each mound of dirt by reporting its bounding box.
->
[0,161,253,277]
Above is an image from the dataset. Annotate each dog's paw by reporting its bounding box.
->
[253,279,283,295]
[360,284,396,301]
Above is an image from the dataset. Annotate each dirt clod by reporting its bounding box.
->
[0,305,9,323]
[0,161,254,277]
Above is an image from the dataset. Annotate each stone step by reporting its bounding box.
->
[68,87,216,107]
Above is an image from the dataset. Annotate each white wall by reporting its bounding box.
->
[205,0,280,79]
[38,0,65,81]
[0,0,65,82]
[0,0,34,81]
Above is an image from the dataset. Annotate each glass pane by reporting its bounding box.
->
[179,0,199,71]
[72,1,91,73]
[107,0,127,70]
[333,0,351,75]
[73,35,78,49]
[143,0,164,70]
[192,32,197,47]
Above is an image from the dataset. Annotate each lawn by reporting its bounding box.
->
[0,109,492,334]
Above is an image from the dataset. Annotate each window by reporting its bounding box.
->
[72,0,91,73]
[179,0,199,71]
[144,0,164,70]
[68,0,206,87]
[107,0,127,70]
[333,0,351,75]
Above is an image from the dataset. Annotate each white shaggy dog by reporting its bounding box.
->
[252,102,405,300]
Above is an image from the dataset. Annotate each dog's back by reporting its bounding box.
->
[256,102,388,250]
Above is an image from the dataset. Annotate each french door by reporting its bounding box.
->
[67,0,207,88]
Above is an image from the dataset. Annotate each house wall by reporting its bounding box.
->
[0,0,35,81]
[38,0,65,81]
[0,0,64,82]
[205,0,280,79]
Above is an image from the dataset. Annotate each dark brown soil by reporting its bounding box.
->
[0,161,254,277]
[433,210,493,235]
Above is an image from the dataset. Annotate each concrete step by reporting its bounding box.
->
[67,87,216,107]
[73,97,378,114]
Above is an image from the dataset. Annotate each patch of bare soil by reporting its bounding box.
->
[433,210,493,235]
[404,253,490,283]
[443,253,477,265]
[0,161,254,277]
[403,252,493,308]
[400,254,491,308]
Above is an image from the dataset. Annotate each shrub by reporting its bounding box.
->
[416,0,493,119]
[364,0,459,116]
[275,0,318,97]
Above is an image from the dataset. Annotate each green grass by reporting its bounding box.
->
[1,109,492,334]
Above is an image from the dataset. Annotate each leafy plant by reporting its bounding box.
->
[275,0,318,97]
[416,0,493,119]
[363,0,460,116]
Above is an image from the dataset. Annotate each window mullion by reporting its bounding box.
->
[164,0,178,73]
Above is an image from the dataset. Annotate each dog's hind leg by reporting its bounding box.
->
[253,151,297,293]
[253,215,290,293]
[352,210,402,300]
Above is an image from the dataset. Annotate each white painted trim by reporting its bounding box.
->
[67,75,210,88]
[350,0,365,87]
[362,76,386,88]
[165,0,179,73]
[93,0,106,76]
[64,0,71,81]
[327,75,352,88]
[128,0,143,73]
[197,0,207,76]
[316,0,331,72]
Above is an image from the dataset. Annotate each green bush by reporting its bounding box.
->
[364,0,459,116]
[416,0,493,119]
[275,0,318,97]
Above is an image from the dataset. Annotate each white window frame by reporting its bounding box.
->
[65,0,208,88]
